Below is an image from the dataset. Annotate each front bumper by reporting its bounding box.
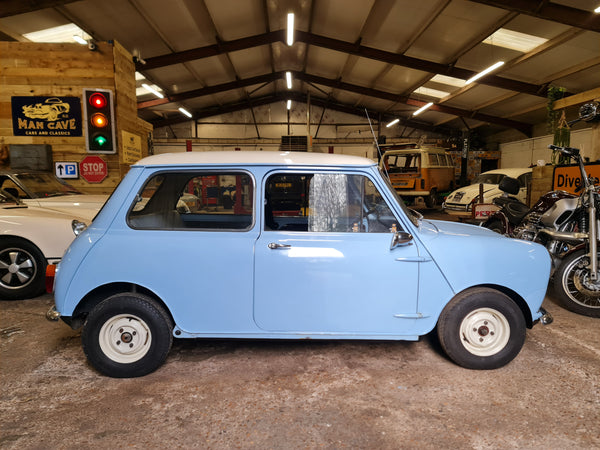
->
[536,307,553,326]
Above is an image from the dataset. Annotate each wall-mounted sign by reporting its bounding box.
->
[11,96,82,137]
[55,162,79,179]
[80,155,107,183]
[553,163,600,195]
[121,130,142,164]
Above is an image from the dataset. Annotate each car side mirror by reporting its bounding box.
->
[390,231,413,249]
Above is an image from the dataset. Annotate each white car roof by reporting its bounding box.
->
[479,167,532,177]
[135,151,376,168]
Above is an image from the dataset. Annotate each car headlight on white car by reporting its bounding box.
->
[71,220,88,236]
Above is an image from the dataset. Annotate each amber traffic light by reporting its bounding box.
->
[83,88,116,153]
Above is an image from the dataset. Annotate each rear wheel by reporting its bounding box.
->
[437,288,526,369]
[0,238,46,300]
[82,292,173,377]
[554,249,600,317]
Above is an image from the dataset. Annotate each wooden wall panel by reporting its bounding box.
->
[0,41,152,195]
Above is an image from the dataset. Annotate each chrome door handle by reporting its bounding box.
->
[268,243,291,250]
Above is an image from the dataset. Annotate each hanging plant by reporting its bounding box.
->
[551,111,571,165]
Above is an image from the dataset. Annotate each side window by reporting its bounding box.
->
[265,173,399,233]
[128,171,254,230]
[428,153,439,166]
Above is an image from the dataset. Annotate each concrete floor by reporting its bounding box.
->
[1,211,599,449]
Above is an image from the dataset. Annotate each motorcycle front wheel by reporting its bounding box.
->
[554,249,600,317]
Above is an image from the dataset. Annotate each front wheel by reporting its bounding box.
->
[424,189,438,208]
[554,249,600,317]
[437,288,526,369]
[0,238,46,300]
[82,293,173,377]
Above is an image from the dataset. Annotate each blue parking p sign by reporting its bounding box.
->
[55,162,79,179]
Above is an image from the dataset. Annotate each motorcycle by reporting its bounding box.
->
[548,145,600,317]
[483,145,599,317]
[483,176,578,242]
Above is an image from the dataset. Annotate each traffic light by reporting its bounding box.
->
[83,88,116,153]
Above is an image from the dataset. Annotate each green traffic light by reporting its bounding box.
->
[94,135,107,146]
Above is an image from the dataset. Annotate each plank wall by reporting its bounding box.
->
[0,41,152,194]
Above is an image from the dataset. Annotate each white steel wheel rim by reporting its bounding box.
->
[459,308,510,357]
[99,314,152,364]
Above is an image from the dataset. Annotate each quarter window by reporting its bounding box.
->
[265,173,399,233]
[128,172,254,230]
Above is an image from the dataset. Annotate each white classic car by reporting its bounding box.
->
[0,170,108,221]
[443,168,532,219]
[0,190,88,299]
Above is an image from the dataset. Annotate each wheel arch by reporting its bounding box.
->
[66,283,174,330]
[0,235,46,259]
[466,283,533,328]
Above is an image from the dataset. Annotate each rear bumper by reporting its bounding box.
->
[46,305,60,321]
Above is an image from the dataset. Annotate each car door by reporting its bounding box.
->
[254,170,421,334]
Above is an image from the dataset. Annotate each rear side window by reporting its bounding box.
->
[265,172,399,233]
[128,171,254,230]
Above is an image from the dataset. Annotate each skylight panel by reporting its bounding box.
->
[430,74,466,88]
[413,87,450,98]
[23,23,90,43]
[483,28,548,53]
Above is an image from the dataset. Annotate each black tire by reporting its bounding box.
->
[437,288,526,369]
[0,238,46,300]
[484,219,504,234]
[424,189,438,208]
[553,249,600,317]
[82,293,174,378]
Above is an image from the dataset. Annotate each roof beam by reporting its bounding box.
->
[466,0,600,32]
[137,72,284,109]
[0,0,79,18]
[148,91,458,137]
[136,29,548,97]
[137,30,284,71]
[295,31,547,97]
[295,72,532,135]
[139,70,532,135]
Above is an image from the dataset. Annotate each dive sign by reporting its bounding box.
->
[553,163,600,195]
[80,155,108,183]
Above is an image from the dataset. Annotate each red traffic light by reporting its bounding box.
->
[89,92,107,109]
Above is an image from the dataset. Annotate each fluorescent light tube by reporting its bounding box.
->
[386,118,400,127]
[412,102,434,116]
[73,35,87,45]
[179,107,192,118]
[142,83,164,99]
[287,13,294,46]
[287,100,292,110]
[465,61,504,85]
[286,71,292,89]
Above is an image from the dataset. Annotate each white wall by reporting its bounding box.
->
[499,128,593,168]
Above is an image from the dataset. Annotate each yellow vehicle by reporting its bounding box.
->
[379,143,455,207]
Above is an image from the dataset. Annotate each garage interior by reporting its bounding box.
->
[1,0,599,448]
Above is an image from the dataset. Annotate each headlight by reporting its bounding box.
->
[71,220,88,236]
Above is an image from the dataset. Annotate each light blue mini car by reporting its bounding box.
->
[47,151,553,377]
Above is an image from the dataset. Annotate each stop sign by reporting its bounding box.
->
[80,155,108,183]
